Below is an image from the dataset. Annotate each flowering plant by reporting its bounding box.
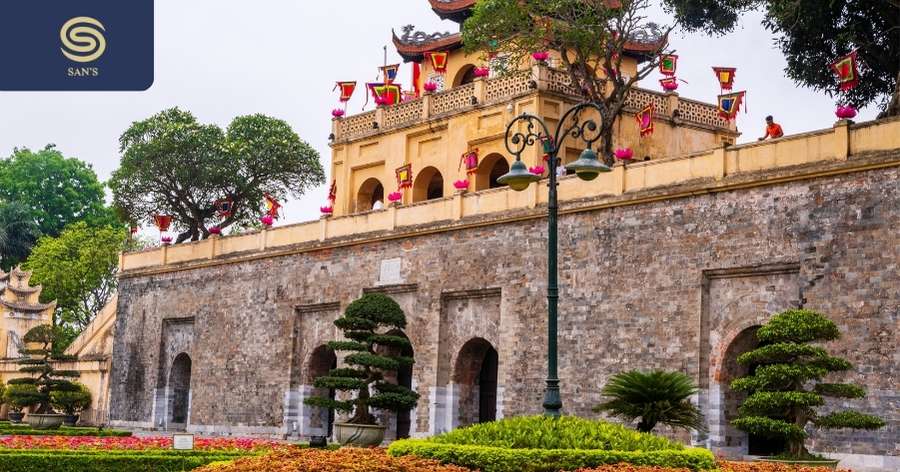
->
[331,108,345,118]
[0,435,283,452]
[532,51,550,62]
[259,214,274,227]
[529,165,545,176]
[388,191,403,202]
[835,105,857,119]
[423,81,438,93]
[473,67,490,78]
[320,206,333,214]
[453,179,469,190]
[160,236,173,245]
[614,148,634,160]
[208,226,221,235]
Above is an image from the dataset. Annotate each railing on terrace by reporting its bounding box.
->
[334,65,735,143]
[122,118,900,273]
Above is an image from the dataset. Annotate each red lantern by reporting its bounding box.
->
[426,51,449,74]
[152,214,173,232]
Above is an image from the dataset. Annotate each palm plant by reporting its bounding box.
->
[0,201,40,271]
[593,370,705,433]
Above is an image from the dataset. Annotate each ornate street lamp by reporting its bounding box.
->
[498,102,611,416]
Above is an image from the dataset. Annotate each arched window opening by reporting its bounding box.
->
[412,167,444,203]
[453,65,478,87]
[453,338,499,427]
[475,154,510,191]
[356,178,385,212]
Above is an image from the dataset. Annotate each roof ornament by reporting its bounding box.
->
[398,25,453,46]
[628,22,665,45]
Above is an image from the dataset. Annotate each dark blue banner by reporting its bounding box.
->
[0,0,153,91]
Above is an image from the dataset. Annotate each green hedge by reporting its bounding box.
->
[388,440,716,472]
[0,449,247,472]
[0,425,131,436]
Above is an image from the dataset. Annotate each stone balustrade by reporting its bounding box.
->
[333,65,733,143]
[120,118,900,274]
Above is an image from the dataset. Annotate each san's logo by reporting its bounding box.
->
[60,16,106,63]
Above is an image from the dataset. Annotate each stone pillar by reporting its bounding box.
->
[332,117,342,141]
[421,94,432,120]
[473,77,486,104]
[428,386,449,435]
[374,106,385,130]
[833,119,850,160]
[666,92,680,117]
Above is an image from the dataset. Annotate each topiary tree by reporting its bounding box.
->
[50,382,92,417]
[593,370,705,433]
[5,325,81,414]
[3,383,39,415]
[731,309,885,458]
[305,293,419,425]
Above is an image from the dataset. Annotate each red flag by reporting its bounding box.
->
[412,62,422,97]
[830,50,860,91]
[637,104,654,137]
[334,81,357,102]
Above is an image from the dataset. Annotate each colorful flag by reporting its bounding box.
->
[717,91,746,120]
[659,54,678,76]
[712,67,736,91]
[214,198,234,217]
[396,164,413,189]
[830,50,860,91]
[264,193,282,219]
[381,64,400,84]
[334,81,356,102]
[637,104,654,137]
[426,51,449,74]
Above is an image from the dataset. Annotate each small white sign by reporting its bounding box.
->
[379,258,402,285]
[173,433,194,450]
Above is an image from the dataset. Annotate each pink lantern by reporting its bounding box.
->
[614,148,634,161]
[388,191,403,202]
[473,67,490,78]
[453,179,469,190]
[208,226,221,235]
[532,51,550,63]
[529,165,546,176]
[424,81,438,93]
[161,236,173,245]
[320,206,333,214]
[331,109,345,118]
[835,105,857,119]
[260,214,274,227]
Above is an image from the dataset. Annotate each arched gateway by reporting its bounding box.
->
[454,338,499,427]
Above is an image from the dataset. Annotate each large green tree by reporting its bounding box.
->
[0,146,115,238]
[109,108,325,243]
[0,202,40,271]
[25,222,127,347]
[663,0,900,115]
[463,0,674,158]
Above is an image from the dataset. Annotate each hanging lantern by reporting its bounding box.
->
[380,64,400,84]
[214,198,234,218]
[334,81,357,102]
[830,50,860,92]
[636,104,654,137]
[426,51,449,74]
[717,91,746,120]
[152,214,173,232]
[659,77,678,91]
[659,54,678,76]
[712,67,736,91]
[396,164,413,189]
[459,149,479,176]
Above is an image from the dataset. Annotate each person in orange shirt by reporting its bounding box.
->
[758,115,784,141]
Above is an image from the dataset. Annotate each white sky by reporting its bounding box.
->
[0,1,879,226]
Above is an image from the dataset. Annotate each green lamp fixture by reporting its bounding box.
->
[498,159,542,191]
[565,148,611,181]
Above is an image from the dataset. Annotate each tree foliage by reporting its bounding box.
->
[5,325,81,414]
[304,293,419,425]
[730,309,884,457]
[50,382,92,416]
[0,202,40,271]
[24,222,127,346]
[110,108,325,243]
[593,370,705,433]
[663,0,900,114]
[462,0,673,158]
[0,146,115,238]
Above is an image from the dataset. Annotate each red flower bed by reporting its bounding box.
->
[0,435,284,452]
[194,447,474,472]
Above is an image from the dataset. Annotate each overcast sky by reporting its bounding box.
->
[0,1,879,225]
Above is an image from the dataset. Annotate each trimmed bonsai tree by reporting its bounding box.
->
[50,382,92,418]
[5,325,81,414]
[593,370,705,433]
[731,309,885,458]
[305,293,419,425]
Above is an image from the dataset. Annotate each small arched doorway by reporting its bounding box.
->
[412,167,444,202]
[454,338,499,427]
[356,178,385,212]
[168,353,192,428]
[453,64,478,87]
[721,326,783,455]
[307,345,338,438]
[475,154,509,191]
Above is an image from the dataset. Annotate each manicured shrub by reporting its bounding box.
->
[50,382,92,416]
[0,435,280,451]
[593,370,705,433]
[731,309,884,458]
[575,461,850,472]
[0,449,244,472]
[0,425,131,437]
[193,447,474,472]
[388,416,715,472]
[6,325,82,413]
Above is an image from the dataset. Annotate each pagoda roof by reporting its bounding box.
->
[5,284,41,295]
[1,298,54,313]
[429,0,476,22]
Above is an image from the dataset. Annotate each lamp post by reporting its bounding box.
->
[497,102,611,416]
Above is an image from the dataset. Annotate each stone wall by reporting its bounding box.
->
[110,154,899,470]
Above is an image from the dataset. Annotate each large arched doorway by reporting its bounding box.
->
[453,338,499,427]
[475,154,509,191]
[307,345,337,438]
[356,178,385,212]
[453,64,478,87]
[720,326,783,455]
[168,353,191,428]
[412,167,444,202]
